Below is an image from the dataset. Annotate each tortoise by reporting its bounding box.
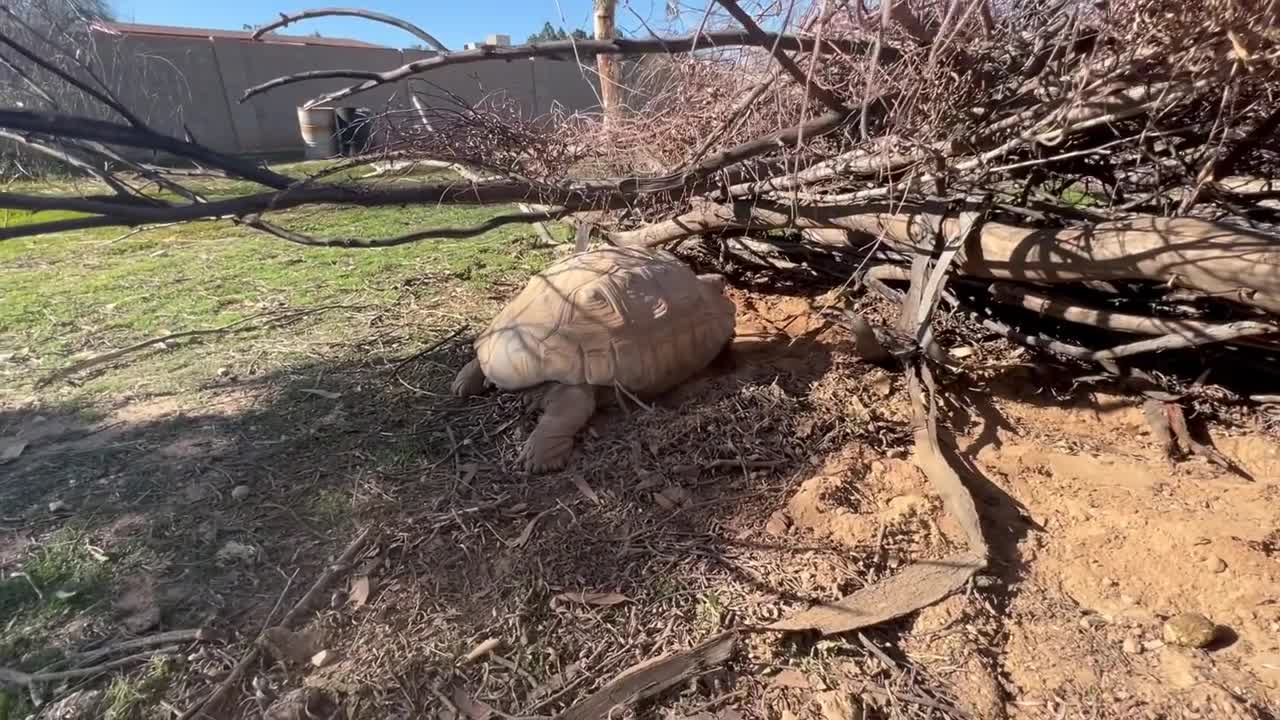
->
[451,246,737,472]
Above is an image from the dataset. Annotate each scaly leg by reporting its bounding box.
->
[519,383,597,473]
[450,358,487,397]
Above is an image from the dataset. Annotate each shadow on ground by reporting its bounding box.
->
[1,316,907,718]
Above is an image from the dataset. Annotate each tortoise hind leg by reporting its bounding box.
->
[450,358,487,397]
[519,383,597,473]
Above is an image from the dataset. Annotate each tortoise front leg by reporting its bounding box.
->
[519,383,597,473]
[450,358,488,397]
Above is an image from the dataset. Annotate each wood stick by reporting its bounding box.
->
[69,629,212,668]
[1088,321,1278,360]
[559,631,737,720]
[177,527,372,720]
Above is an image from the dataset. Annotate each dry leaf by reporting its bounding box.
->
[0,436,27,464]
[814,691,856,720]
[450,688,495,720]
[299,388,341,400]
[555,591,630,606]
[349,575,371,608]
[770,668,810,689]
[508,508,552,548]
[461,637,500,664]
[570,475,600,504]
[258,627,324,665]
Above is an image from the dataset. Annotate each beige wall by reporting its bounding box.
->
[88,33,604,158]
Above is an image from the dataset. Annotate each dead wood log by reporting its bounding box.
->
[611,203,1280,314]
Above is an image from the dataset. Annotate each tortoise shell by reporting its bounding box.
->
[474,246,736,394]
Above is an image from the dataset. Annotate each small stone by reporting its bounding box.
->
[1163,613,1218,648]
[216,540,258,565]
[231,485,251,501]
[1102,576,1118,588]
[216,366,232,378]
[1120,594,1137,606]
[764,509,791,536]
[310,649,333,667]
[48,500,70,512]
[1123,637,1142,654]
[1143,639,1166,651]
[1205,556,1227,573]
[1080,614,1109,629]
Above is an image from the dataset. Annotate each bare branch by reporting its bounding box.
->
[0,7,145,127]
[250,7,450,52]
[713,0,851,114]
[0,110,295,189]
[243,32,875,107]
[239,208,569,247]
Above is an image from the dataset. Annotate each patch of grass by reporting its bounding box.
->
[0,689,36,720]
[0,528,112,669]
[0,527,110,617]
[104,655,177,720]
[1,161,559,402]
[307,487,352,528]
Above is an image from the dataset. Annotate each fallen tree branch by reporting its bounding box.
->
[251,7,450,52]
[1088,320,1279,360]
[240,208,569,247]
[68,629,214,668]
[987,282,1263,337]
[611,203,1280,314]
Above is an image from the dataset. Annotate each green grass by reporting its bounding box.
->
[307,487,352,528]
[0,527,113,670]
[104,656,177,720]
[0,161,560,400]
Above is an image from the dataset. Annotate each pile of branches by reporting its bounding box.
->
[1,0,1279,392]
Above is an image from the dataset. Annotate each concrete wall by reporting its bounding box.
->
[86,33,605,158]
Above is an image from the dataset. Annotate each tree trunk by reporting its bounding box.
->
[594,0,620,123]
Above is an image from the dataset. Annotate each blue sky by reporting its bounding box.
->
[109,0,695,50]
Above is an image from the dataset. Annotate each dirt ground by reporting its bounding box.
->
[2,280,1279,720]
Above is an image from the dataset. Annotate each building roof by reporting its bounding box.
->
[89,20,390,50]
